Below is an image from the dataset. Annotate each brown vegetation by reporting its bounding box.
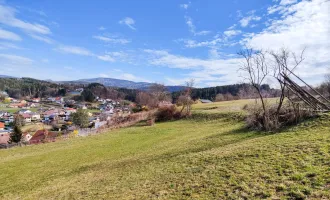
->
[238,47,314,131]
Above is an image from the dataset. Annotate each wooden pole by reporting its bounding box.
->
[283,74,330,110]
[283,67,330,104]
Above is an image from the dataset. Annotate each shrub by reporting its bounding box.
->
[155,105,182,122]
[242,104,249,110]
[245,102,314,131]
[132,106,143,113]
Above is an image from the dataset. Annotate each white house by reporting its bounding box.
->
[21,114,32,123]
[32,98,40,103]
[22,133,32,142]
[18,109,32,114]
[8,116,14,123]
[31,113,41,121]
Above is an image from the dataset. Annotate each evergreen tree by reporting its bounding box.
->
[9,125,23,143]
[71,109,89,128]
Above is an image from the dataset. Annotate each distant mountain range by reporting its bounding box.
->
[0,75,185,92]
[0,75,15,78]
[60,77,186,92]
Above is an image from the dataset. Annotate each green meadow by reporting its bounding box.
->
[0,99,329,199]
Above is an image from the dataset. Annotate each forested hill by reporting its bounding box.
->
[172,83,273,101]
[0,77,137,101]
[0,76,275,102]
[0,77,64,98]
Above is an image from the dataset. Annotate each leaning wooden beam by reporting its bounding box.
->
[286,85,317,109]
[283,74,330,110]
[288,82,325,110]
[283,75,329,111]
[282,67,330,105]
[285,80,316,107]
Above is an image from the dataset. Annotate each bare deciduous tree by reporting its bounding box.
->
[148,83,172,103]
[215,93,225,102]
[270,48,305,117]
[136,92,158,108]
[326,68,330,84]
[238,48,269,117]
[238,85,257,99]
[177,79,195,115]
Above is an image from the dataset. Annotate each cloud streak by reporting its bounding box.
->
[0,53,33,65]
[93,35,130,44]
[184,16,211,36]
[0,4,51,35]
[55,45,94,56]
[119,17,136,30]
[0,28,21,41]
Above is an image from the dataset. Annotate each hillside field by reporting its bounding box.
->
[0,99,329,199]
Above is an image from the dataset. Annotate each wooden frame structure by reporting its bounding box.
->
[282,72,330,112]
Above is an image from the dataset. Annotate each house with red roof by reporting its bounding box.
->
[21,113,32,123]
[0,122,5,130]
[0,133,10,144]
[29,130,58,144]
[32,98,40,103]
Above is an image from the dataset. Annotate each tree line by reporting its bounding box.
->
[172,83,277,102]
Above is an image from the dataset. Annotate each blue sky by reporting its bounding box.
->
[0,0,329,87]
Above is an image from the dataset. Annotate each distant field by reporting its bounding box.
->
[193,97,278,113]
[0,99,329,199]
[0,104,38,113]
[87,109,101,113]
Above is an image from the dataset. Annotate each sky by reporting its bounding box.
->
[0,0,329,87]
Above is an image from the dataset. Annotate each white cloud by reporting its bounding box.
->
[93,35,130,44]
[119,73,149,82]
[55,45,131,63]
[280,0,297,6]
[97,54,115,62]
[29,34,54,44]
[99,73,109,78]
[97,51,132,63]
[98,72,149,82]
[184,16,211,36]
[0,4,51,35]
[179,28,240,48]
[144,49,243,86]
[55,45,93,56]
[181,38,222,48]
[0,28,21,41]
[242,0,330,85]
[41,59,49,63]
[224,29,242,37]
[195,30,211,36]
[180,3,190,9]
[185,16,195,33]
[98,26,106,31]
[119,17,136,30]
[0,42,22,50]
[0,53,33,65]
[239,15,261,27]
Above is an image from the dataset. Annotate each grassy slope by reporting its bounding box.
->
[0,100,329,199]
